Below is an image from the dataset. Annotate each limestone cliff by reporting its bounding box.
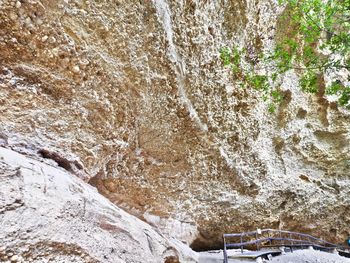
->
[0,147,198,262]
[0,0,349,253]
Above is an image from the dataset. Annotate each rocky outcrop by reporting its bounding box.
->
[0,147,198,262]
[0,0,349,252]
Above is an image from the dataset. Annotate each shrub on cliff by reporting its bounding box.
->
[220,0,350,112]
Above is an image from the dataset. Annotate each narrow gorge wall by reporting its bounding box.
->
[1,0,350,251]
[0,147,197,262]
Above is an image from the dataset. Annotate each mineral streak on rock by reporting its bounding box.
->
[0,0,350,253]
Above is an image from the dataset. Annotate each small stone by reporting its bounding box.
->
[41,35,48,42]
[9,12,18,21]
[79,59,90,67]
[51,48,59,57]
[18,9,25,15]
[25,17,32,25]
[15,1,21,8]
[61,57,70,67]
[48,36,56,44]
[72,65,80,73]
[10,255,18,262]
[0,246,6,252]
[36,18,43,25]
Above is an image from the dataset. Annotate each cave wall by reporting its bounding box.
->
[0,0,349,250]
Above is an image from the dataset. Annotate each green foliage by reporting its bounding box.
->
[326,81,350,109]
[300,71,318,93]
[220,47,231,66]
[220,0,350,112]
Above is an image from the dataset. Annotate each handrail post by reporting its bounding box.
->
[256,228,262,251]
[308,236,312,249]
[223,235,228,263]
[279,230,282,247]
[240,234,244,254]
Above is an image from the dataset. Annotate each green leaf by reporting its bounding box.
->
[300,72,318,93]
[268,103,277,113]
[220,47,231,66]
[338,88,350,106]
[326,81,343,95]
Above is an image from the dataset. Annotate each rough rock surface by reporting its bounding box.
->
[0,0,350,251]
[0,147,198,262]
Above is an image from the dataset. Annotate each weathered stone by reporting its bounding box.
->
[0,0,349,253]
[9,255,18,262]
[0,147,197,262]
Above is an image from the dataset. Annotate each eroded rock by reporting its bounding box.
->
[0,0,349,252]
[0,147,198,262]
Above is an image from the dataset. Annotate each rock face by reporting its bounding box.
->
[0,0,350,252]
[0,147,198,262]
